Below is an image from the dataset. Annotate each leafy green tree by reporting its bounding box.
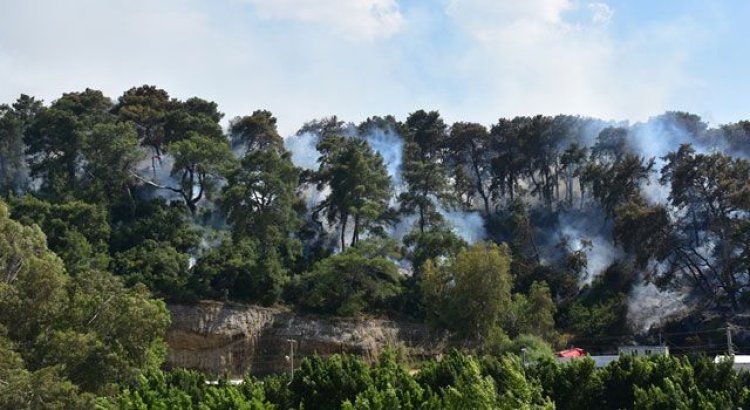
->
[229,109,285,153]
[9,196,110,274]
[446,122,492,214]
[422,242,513,340]
[24,106,82,198]
[109,198,199,255]
[161,132,233,216]
[315,135,392,250]
[79,122,145,207]
[113,85,172,157]
[403,224,467,277]
[0,201,169,396]
[0,95,42,195]
[221,149,302,262]
[289,354,373,409]
[163,97,224,145]
[503,281,557,340]
[296,239,403,316]
[580,153,654,216]
[112,239,190,299]
[400,110,450,233]
[36,271,169,393]
[24,89,114,200]
[0,333,94,410]
[191,238,288,305]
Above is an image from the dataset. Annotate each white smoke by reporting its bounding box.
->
[135,153,183,202]
[362,126,404,190]
[284,132,319,171]
[627,280,688,333]
[557,223,621,285]
[438,204,486,244]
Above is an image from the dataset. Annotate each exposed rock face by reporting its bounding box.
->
[165,301,440,376]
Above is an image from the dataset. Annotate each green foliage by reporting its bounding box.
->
[79,122,144,206]
[229,109,284,153]
[289,354,374,409]
[166,132,234,215]
[9,195,110,274]
[403,224,467,277]
[109,198,200,254]
[0,201,170,399]
[0,98,36,195]
[105,350,750,410]
[190,238,288,305]
[296,239,403,316]
[112,239,190,299]
[422,242,513,340]
[315,134,392,250]
[399,110,450,233]
[221,148,302,263]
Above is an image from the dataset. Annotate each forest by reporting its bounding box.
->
[1,85,749,408]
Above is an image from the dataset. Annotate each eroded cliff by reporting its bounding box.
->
[165,301,440,376]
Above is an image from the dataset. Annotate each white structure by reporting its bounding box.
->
[590,355,619,368]
[617,345,669,357]
[714,355,750,371]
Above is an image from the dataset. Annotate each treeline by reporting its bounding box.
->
[109,351,750,410]
[2,86,750,353]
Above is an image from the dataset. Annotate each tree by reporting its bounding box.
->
[24,106,82,198]
[400,110,450,233]
[0,201,169,395]
[163,97,224,145]
[503,281,556,340]
[446,122,492,214]
[79,122,145,207]
[403,224,467,276]
[315,135,392,250]
[559,143,588,208]
[9,196,111,275]
[0,95,42,195]
[159,132,233,216]
[112,239,190,299]
[490,118,525,203]
[229,110,285,153]
[109,198,199,252]
[296,239,403,316]
[656,145,749,310]
[422,242,513,340]
[591,127,630,163]
[113,85,172,157]
[580,153,654,216]
[24,89,114,200]
[221,149,302,261]
[190,238,288,305]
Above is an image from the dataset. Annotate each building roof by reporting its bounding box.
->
[556,347,587,358]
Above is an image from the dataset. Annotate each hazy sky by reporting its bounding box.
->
[1,0,748,135]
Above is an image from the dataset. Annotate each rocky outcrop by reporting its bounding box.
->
[165,301,441,377]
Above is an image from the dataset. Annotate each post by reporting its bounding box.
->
[286,339,295,381]
[726,325,735,356]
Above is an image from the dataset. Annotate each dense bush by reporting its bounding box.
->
[106,351,750,410]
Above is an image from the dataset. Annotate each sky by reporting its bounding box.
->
[0,0,748,135]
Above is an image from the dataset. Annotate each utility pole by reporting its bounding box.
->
[726,325,735,356]
[286,339,296,382]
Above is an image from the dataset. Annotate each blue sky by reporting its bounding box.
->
[1,0,748,134]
